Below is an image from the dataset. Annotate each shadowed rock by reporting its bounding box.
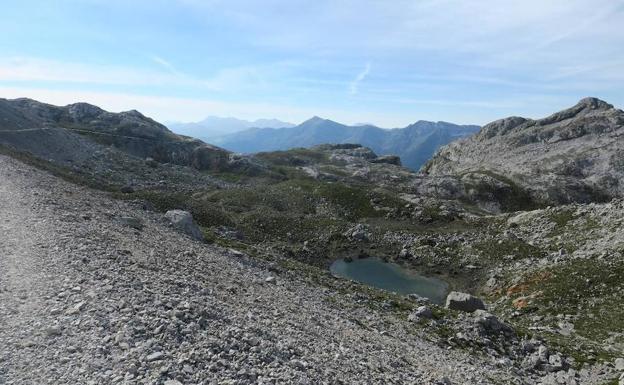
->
[445,291,486,312]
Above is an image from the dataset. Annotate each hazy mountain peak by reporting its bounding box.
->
[168,116,295,140]
[301,116,331,124]
[253,118,294,127]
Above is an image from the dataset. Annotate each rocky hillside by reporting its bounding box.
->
[2,97,624,384]
[422,98,624,209]
[213,117,479,170]
[0,153,536,385]
[0,98,232,172]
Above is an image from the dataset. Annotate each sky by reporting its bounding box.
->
[1,0,623,127]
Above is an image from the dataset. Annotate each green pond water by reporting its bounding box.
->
[330,257,448,304]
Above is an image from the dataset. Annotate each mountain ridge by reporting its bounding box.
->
[167,115,295,141]
[213,118,480,170]
[0,97,234,173]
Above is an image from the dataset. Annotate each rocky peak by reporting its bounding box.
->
[67,102,105,121]
[301,116,327,125]
[538,97,614,126]
[575,97,613,110]
[120,109,147,119]
[478,116,529,139]
[476,98,617,141]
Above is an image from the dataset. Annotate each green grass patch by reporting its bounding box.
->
[474,238,545,262]
[508,258,624,365]
[547,209,576,237]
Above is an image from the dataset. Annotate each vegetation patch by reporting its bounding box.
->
[547,209,576,236]
[506,258,624,365]
[463,170,543,212]
[474,238,545,263]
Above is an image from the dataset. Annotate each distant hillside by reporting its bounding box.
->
[212,117,480,170]
[168,116,295,141]
[420,97,624,210]
[0,98,232,173]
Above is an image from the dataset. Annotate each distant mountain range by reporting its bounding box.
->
[167,116,295,141]
[212,117,480,170]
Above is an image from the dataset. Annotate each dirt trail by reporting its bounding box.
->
[0,162,65,383]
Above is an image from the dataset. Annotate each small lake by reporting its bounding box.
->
[330,257,448,304]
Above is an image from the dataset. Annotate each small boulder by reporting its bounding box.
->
[408,306,433,321]
[445,291,486,312]
[344,224,371,242]
[44,326,62,337]
[164,210,204,241]
[473,310,511,334]
[398,248,412,258]
[146,351,165,362]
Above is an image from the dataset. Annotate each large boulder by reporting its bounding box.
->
[164,210,204,241]
[445,291,486,312]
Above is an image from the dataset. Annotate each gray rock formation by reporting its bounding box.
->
[0,98,231,172]
[408,306,434,320]
[472,310,511,334]
[445,291,486,312]
[421,98,624,210]
[164,210,204,241]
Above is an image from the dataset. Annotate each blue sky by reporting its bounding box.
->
[1,0,623,127]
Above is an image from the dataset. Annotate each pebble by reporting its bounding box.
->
[146,352,165,362]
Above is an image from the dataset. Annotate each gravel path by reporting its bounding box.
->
[0,154,522,385]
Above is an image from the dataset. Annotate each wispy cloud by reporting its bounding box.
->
[150,55,184,77]
[0,56,189,86]
[0,56,273,94]
[349,62,371,95]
